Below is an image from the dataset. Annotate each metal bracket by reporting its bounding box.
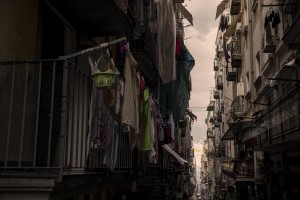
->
[268,78,300,82]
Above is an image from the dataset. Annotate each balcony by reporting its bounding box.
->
[229,0,241,15]
[214,90,220,99]
[244,84,300,148]
[161,149,186,171]
[213,117,220,127]
[224,13,242,37]
[231,97,244,119]
[214,58,219,71]
[178,4,193,26]
[282,9,300,49]
[1,57,190,177]
[217,144,226,157]
[231,39,242,68]
[221,160,254,181]
[207,127,214,138]
[128,0,146,32]
[262,31,276,53]
[0,59,135,174]
[226,70,237,81]
[217,75,223,90]
[221,161,234,173]
[257,81,271,97]
[132,49,159,88]
[217,110,222,122]
[245,90,251,100]
[262,55,274,76]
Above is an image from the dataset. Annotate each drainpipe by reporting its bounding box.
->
[249,0,254,112]
[248,0,258,195]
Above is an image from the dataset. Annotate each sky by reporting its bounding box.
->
[183,0,220,144]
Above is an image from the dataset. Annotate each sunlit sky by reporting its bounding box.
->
[183,0,220,143]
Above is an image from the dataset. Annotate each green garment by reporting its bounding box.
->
[140,88,152,151]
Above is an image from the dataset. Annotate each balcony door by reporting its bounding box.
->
[36,3,76,167]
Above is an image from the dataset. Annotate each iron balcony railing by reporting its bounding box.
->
[244,84,300,147]
[229,0,241,15]
[226,67,237,82]
[207,127,214,138]
[213,89,220,99]
[221,161,234,173]
[0,59,132,176]
[1,57,190,176]
[231,96,244,120]
[216,75,223,90]
[230,39,242,68]
[128,0,144,28]
[262,31,276,53]
[282,1,300,49]
[214,58,219,71]
[221,160,254,179]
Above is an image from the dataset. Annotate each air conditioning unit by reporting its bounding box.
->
[262,31,276,53]
[236,22,242,33]
[237,82,244,96]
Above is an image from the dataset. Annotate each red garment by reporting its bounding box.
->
[140,79,146,93]
[176,35,181,57]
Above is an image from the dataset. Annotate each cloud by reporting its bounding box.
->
[182,1,220,142]
[184,0,220,37]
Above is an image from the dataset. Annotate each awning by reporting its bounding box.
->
[242,126,266,143]
[162,144,188,166]
[224,12,242,37]
[258,82,271,96]
[269,58,300,86]
[216,0,228,19]
[178,4,193,25]
[222,118,251,140]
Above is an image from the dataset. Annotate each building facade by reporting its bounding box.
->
[205,0,300,199]
[0,0,197,199]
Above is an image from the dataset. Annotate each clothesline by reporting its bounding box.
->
[75,37,192,123]
[59,37,127,60]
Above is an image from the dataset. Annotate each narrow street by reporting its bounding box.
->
[1,0,300,200]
